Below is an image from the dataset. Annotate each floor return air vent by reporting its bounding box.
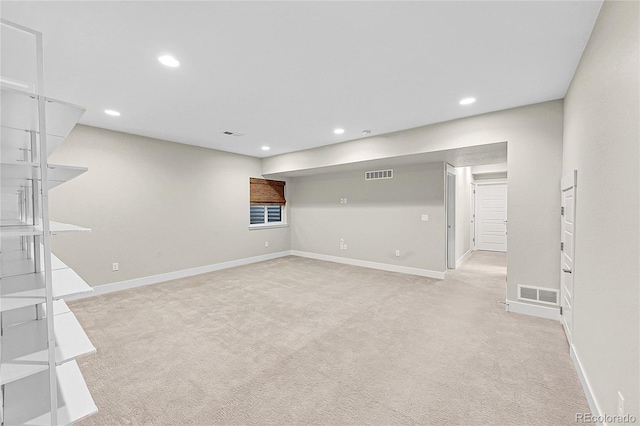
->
[365,169,393,180]
[517,285,559,305]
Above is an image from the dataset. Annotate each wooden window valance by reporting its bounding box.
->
[250,178,286,206]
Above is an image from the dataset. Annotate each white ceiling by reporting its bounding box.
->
[1,1,602,158]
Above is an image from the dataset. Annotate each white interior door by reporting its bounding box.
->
[561,171,577,344]
[475,182,507,252]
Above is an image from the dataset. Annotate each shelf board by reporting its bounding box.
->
[1,126,66,162]
[0,160,40,180]
[50,221,91,234]
[0,267,93,312]
[1,249,68,278]
[3,360,98,426]
[1,86,85,141]
[1,162,88,190]
[0,220,90,238]
[0,223,43,237]
[1,309,95,385]
[48,164,88,189]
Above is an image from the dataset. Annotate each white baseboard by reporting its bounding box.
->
[455,249,473,269]
[290,250,445,279]
[67,251,292,300]
[504,299,561,321]
[570,345,604,424]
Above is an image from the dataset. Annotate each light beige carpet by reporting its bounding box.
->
[71,251,589,425]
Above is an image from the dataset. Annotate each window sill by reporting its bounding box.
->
[249,223,289,230]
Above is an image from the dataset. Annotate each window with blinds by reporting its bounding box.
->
[249,178,286,226]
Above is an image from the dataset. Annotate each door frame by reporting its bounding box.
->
[446,164,456,269]
[473,178,508,252]
[470,181,476,250]
[560,170,577,344]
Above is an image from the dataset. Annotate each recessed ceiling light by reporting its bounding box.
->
[334,128,345,134]
[104,109,120,116]
[261,146,270,151]
[158,55,180,68]
[459,97,476,105]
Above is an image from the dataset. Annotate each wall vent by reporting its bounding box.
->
[365,169,393,180]
[221,131,244,137]
[517,285,559,306]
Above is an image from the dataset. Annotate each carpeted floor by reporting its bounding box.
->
[71,251,589,425]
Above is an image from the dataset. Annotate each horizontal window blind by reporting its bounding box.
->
[267,206,281,222]
[250,206,266,224]
[250,178,286,206]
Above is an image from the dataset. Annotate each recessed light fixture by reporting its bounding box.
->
[334,128,345,135]
[104,109,120,116]
[158,55,180,68]
[261,146,270,151]
[459,97,476,105]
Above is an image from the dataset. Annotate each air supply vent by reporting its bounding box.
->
[221,131,244,137]
[518,285,559,305]
[365,169,393,180]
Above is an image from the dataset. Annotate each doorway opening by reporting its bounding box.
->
[444,162,507,271]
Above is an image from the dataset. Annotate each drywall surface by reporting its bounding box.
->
[48,125,291,286]
[563,0,639,418]
[265,100,564,301]
[455,166,472,262]
[289,163,445,273]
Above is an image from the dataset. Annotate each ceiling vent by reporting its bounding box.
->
[517,285,559,305]
[365,169,393,180]
[221,131,244,137]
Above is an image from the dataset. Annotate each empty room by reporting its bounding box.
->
[0,1,638,425]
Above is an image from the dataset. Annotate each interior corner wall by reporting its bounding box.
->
[289,163,446,273]
[454,166,472,263]
[562,0,639,418]
[264,100,564,299]
[47,125,291,286]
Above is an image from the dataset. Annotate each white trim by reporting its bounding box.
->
[291,250,445,279]
[475,178,508,185]
[66,251,292,300]
[561,169,578,190]
[504,299,561,321]
[248,223,289,230]
[455,249,472,269]
[571,345,604,424]
[445,163,456,175]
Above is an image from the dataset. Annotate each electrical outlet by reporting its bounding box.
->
[421,214,429,221]
[343,198,348,204]
[265,242,269,247]
[343,244,347,250]
[340,198,343,203]
[617,391,624,416]
[112,263,119,271]
[395,250,400,257]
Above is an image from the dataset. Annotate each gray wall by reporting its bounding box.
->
[264,100,564,302]
[48,125,291,286]
[289,163,445,273]
[563,0,639,417]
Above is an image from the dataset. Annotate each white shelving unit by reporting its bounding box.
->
[0,19,97,425]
